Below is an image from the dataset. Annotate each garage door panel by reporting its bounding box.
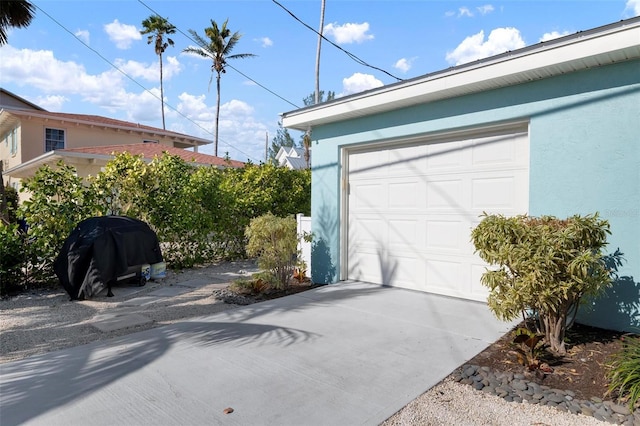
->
[350,150,389,178]
[352,183,386,210]
[425,220,461,251]
[426,179,464,209]
[347,129,529,302]
[388,219,419,247]
[388,181,420,209]
[471,176,517,209]
[388,145,427,175]
[426,141,464,169]
[471,134,518,165]
[349,217,386,248]
[425,258,463,292]
[387,254,422,289]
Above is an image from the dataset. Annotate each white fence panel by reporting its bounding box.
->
[296,213,312,276]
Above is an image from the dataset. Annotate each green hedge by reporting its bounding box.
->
[0,154,310,294]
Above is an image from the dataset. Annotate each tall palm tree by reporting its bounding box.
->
[0,0,35,45]
[184,19,255,156]
[140,15,176,130]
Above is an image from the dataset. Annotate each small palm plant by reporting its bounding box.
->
[606,335,640,411]
[511,327,549,372]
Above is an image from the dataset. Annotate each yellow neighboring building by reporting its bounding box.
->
[0,88,238,195]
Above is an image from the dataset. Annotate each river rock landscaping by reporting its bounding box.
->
[455,323,639,425]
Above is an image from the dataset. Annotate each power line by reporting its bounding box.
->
[32,2,274,163]
[271,0,403,82]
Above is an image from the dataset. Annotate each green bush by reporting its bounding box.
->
[0,223,27,295]
[3,184,19,223]
[19,161,100,284]
[245,213,302,290]
[7,154,311,290]
[471,213,612,355]
[607,336,640,411]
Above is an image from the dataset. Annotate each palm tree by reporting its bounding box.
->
[0,0,35,45]
[184,19,255,156]
[140,15,176,130]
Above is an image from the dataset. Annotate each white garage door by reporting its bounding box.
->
[346,128,529,301]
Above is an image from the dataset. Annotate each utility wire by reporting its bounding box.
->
[32,2,273,163]
[271,0,403,82]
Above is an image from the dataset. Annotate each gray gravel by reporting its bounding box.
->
[383,377,609,426]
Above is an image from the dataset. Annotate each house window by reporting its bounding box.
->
[45,128,65,152]
[10,128,17,155]
[2,127,18,155]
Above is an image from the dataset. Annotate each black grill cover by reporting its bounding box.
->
[54,216,163,300]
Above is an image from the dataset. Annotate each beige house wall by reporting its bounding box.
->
[1,125,22,170]
[18,117,175,165]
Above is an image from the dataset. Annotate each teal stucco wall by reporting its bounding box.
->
[309,60,640,332]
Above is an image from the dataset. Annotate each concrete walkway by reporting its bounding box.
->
[0,281,516,426]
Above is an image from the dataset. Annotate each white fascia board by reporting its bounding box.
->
[283,19,640,131]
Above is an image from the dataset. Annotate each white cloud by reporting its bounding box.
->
[394,57,415,73]
[341,73,383,96]
[176,93,268,161]
[477,5,495,15]
[539,31,571,42]
[0,45,121,95]
[458,7,473,17]
[447,5,494,18]
[35,95,68,111]
[323,22,374,44]
[256,37,273,48]
[624,0,640,17]
[445,27,526,66]
[0,45,168,124]
[74,29,90,44]
[104,19,141,49]
[114,56,182,82]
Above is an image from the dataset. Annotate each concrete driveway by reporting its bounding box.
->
[0,281,515,426]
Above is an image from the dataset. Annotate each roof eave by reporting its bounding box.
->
[282,17,640,131]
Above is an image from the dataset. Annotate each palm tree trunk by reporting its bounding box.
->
[159,52,166,130]
[215,72,221,157]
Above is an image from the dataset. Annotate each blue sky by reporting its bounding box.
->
[1,0,639,162]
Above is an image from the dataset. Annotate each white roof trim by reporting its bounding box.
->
[282,17,640,131]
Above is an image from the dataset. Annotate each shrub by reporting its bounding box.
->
[471,213,612,355]
[607,336,640,411]
[3,184,19,223]
[19,162,100,284]
[0,223,27,295]
[245,213,302,290]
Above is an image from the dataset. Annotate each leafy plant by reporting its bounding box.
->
[9,154,311,290]
[245,213,303,290]
[229,277,270,295]
[511,327,549,371]
[471,213,612,355]
[19,161,100,284]
[607,335,640,411]
[0,223,27,295]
